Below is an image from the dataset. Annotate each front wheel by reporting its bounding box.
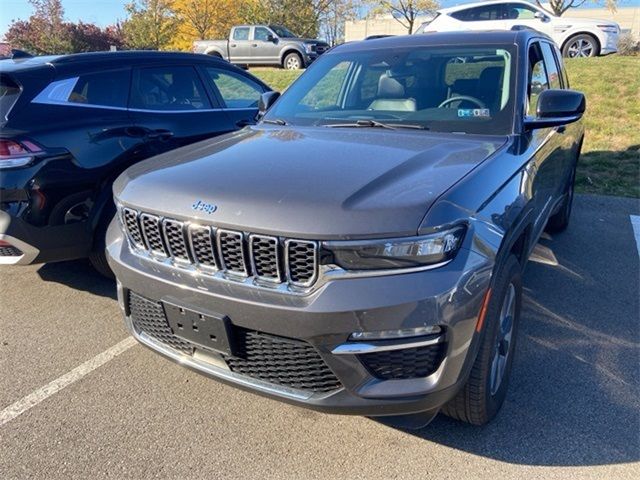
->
[442,254,522,425]
[283,52,303,70]
[546,164,576,233]
[562,34,600,58]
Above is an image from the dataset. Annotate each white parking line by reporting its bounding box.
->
[631,215,640,259]
[0,337,137,427]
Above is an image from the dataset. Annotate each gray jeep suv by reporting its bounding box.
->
[107,31,585,426]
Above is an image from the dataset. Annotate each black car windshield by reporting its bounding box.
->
[264,44,516,135]
[270,25,297,38]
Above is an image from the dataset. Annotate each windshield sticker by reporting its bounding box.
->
[458,109,490,118]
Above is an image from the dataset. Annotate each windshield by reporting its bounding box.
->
[264,45,516,135]
[270,25,297,38]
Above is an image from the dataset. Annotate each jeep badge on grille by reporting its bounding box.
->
[192,200,217,214]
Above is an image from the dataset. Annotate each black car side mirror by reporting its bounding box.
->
[524,89,586,130]
[258,91,281,117]
[267,34,277,43]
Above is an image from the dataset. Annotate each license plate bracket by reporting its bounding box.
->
[163,302,235,356]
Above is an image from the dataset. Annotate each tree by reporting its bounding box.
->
[536,1,618,17]
[122,0,178,50]
[68,22,125,52]
[5,0,72,54]
[239,0,320,38]
[320,0,358,46]
[372,0,439,34]
[171,0,241,51]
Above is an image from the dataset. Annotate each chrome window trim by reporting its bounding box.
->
[285,239,319,288]
[249,234,282,284]
[139,213,168,258]
[162,219,191,265]
[216,228,250,278]
[187,223,219,272]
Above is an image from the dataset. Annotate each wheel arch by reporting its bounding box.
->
[561,31,601,55]
[280,48,304,67]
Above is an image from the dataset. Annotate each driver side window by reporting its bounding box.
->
[527,43,549,116]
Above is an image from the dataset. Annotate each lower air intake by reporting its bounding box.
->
[358,343,446,380]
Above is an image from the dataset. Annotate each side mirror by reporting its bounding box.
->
[534,11,549,22]
[258,91,281,116]
[525,89,586,130]
[267,34,277,43]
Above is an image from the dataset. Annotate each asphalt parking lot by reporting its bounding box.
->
[1,194,639,479]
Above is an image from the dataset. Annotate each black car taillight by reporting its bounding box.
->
[0,139,42,169]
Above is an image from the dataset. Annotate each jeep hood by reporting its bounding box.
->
[114,126,507,239]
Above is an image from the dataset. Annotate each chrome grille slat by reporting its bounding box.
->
[139,213,167,257]
[163,219,189,262]
[119,207,318,290]
[217,229,249,277]
[188,224,218,270]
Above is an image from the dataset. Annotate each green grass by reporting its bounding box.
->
[251,55,640,198]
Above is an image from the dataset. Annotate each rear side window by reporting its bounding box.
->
[0,75,21,121]
[31,69,130,108]
[68,70,130,107]
[206,68,264,108]
[451,5,502,21]
[540,43,561,89]
[233,27,250,41]
[131,66,212,111]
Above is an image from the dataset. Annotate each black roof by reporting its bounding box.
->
[0,50,225,73]
[334,29,551,54]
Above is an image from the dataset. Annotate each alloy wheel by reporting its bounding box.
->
[285,56,301,70]
[567,39,594,58]
[489,282,516,395]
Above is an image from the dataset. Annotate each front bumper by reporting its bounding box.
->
[107,220,493,416]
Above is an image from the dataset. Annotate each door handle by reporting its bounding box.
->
[230,44,237,48]
[252,43,258,47]
[146,129,174,140]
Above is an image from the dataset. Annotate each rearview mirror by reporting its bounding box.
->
[524,89,586,130]
[258,91,281,116]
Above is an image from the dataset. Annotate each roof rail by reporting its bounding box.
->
[11,49,33,59]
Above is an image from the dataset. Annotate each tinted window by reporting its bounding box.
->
[503,3,537,19]
[528,43,549,116]
[67,70,130,108]
[254,27,272,41]
[0,75,21,121]
[131,66,211,111]
[452,5,502,21]
[265,45,516,135]
[233,27,250,41]
[540,42,561,89]
[207,69,263,108]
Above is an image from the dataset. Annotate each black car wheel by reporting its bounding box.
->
[88,201,116,279]
[546,164,576,233]
[562,34,600,58]
[442,254,522,425]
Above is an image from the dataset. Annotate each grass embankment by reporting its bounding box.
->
[252,56,640,198]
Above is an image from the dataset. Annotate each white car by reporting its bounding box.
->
[415,1,620,57]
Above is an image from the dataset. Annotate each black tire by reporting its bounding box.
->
[88,201,116,279]
[442,254,522,425]
[546,164,576,233]
[562,34,600,58]
[283,52,303,70]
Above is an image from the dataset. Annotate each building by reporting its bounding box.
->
[344,7,640,41]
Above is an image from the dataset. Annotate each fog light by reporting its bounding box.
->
[349,325,442,341]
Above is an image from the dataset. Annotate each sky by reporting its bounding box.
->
[1,0,639,39]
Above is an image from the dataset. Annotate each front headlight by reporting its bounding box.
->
[304,43,315,54]
[598,24,619,33]
[323,226,466,270]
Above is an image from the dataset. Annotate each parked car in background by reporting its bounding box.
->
[0,51,270,276]
[193,25,330,69]
[415,0,620,57]
[107,30,585,426]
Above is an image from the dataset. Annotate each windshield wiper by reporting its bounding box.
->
[324,119,426,130]
[262,118,288,126]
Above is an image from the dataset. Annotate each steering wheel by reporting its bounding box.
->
[438,96,486,109]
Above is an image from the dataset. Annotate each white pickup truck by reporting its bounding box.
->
[193,25,330,69]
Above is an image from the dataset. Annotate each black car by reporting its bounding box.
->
[0,51,270,275]
[107,31,585,426]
